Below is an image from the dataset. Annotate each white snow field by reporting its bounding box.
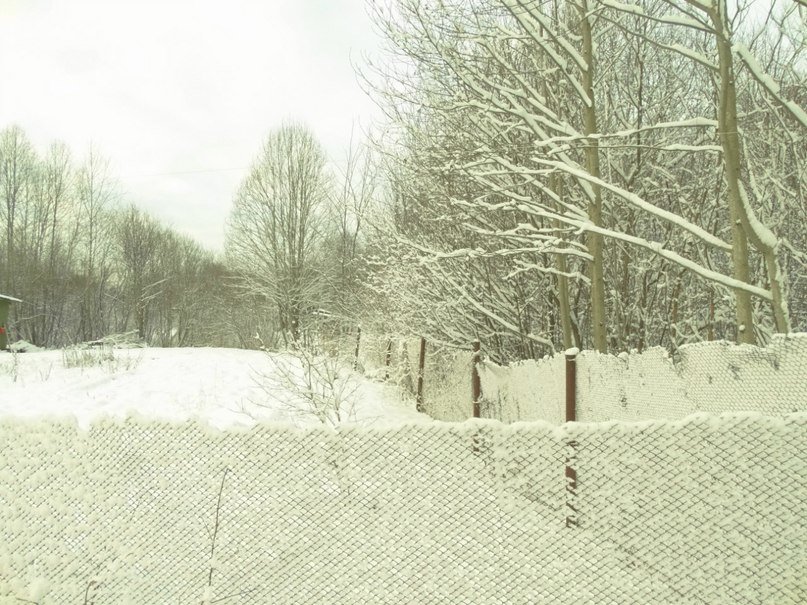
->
[0,346,430,429]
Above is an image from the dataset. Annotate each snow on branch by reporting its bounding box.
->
[529,158,733,252]
[734,43,807,131]
[597,0,713,31]
[577,220,773,300]
[500,0,592,106]
[532,117,720,148]
[594,9,718,70]
[505,261,592,284]
[441,271,555,349]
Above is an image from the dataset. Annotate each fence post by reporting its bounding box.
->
[384,340,393,381]
[353,325,362,370]
[416,337,426,412]
[565,348,578,423]
[472,340,481,418]
[565,348,579,527]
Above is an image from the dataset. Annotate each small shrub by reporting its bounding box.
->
[256,341,359,426]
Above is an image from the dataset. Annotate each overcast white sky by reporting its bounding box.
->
[0,0,383,252]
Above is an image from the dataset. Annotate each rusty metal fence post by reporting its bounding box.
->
[472,340,481,418]
[416,337,426,412]
[565,348,579,527]
[565,348,578,423]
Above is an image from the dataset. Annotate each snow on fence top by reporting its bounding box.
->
[478,333,807,424]
[0,413,804,604]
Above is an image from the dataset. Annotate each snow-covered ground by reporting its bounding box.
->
[0,346,430,429]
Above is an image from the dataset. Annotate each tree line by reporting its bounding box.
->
[0,122,374,351]
[2,0,804,360]
[363,0,806,361]
[0,125,254,348]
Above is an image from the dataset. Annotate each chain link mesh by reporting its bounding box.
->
[1,415,804,604]
[477,334,807,423]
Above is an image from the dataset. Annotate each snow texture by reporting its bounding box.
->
[479,334,807,424]
[479,355,566,424]
[0,414,804,603]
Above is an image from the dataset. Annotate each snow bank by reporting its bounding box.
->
[0,413,803,603]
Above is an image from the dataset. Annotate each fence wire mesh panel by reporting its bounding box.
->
[1,415,805,604]
[478,334,807,423]
[569,415,807,604]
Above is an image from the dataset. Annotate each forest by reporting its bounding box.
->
[1,0,805,362]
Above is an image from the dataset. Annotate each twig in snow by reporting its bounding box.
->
[83,580,100,605]
[206,467,230,590]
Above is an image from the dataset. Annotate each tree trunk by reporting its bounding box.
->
[703,0,791,339]
[710,1,756,343]
[552,175,574,350]
[578,0,608,352]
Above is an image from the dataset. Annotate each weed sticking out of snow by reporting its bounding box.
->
[61,345,114,369]
[37,363,54,382]
[0,349,21,383]
[61,345,141,374]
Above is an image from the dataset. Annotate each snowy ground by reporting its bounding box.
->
[0,346,430,430]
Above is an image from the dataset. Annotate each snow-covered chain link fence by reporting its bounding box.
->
[478,334,807,424]
[1,414,805,604]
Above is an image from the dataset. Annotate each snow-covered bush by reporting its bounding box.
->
[256,346,359,426]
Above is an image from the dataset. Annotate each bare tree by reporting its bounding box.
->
[74,146,118,341]
[226,123,331,345]
[0,126,36,297]
[115,205,162,340]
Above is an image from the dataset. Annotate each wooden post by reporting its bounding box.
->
[353,326,362,370]
[416,337,426,412]
[472,340,481,418]
[384,340,393,381]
